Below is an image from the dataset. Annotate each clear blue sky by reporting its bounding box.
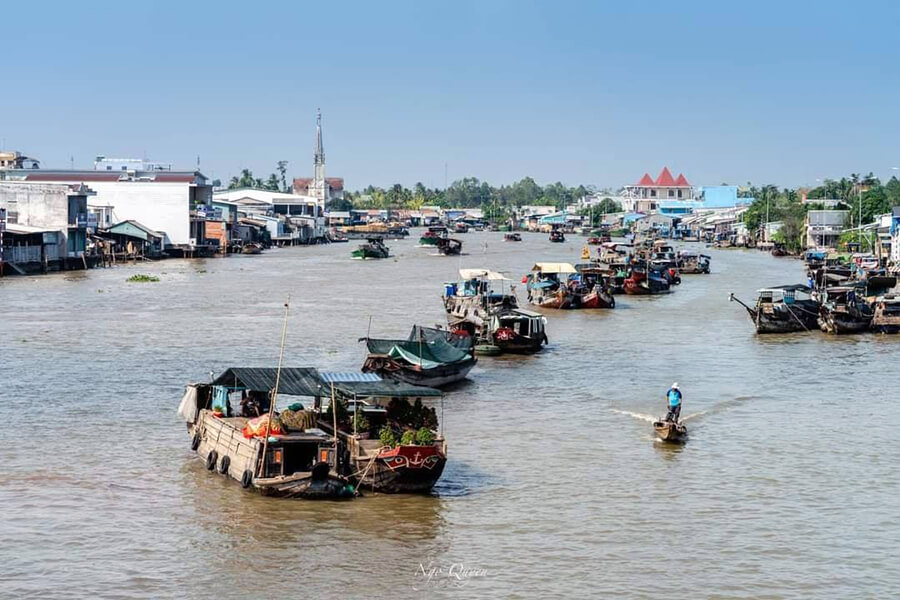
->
[3,1,898,190]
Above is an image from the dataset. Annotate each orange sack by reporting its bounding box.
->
[242,414,284,438]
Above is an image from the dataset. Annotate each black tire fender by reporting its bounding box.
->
[217,455,230,475]
[190,432,201,451]
[206,450,218,471]
[240,470,253,489]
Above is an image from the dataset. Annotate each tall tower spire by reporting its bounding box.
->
[312,108,326,201]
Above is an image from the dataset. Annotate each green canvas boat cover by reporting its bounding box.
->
[365,326,472,369]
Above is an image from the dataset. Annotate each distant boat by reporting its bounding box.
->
[549,230,565,243]
[730,285,819,334]
[241,243,263,255]
[504,233,522,242]
[435,237,463,256]
[351,238,390,260]
[419,226,448,246]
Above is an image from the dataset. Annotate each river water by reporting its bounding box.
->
[1,231,898,598]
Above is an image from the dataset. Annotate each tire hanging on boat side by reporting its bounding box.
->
[240,470,253,489]
[217,455,230,475]
[191,432,201,451]
[206,450,218,471]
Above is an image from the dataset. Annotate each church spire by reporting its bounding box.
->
[315,108,324,166]
[312,108,326,201]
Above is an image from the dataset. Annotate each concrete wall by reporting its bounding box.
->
[85,181,192,245]
[0,182,71,249]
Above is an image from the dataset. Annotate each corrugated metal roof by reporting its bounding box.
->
[320,372,381,383]
[331,379,442,398]
[211,367,323,396]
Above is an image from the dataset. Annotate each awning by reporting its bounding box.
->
[532,262,576,274]
[331,379,441,398]
[458,268,509,280]
[211,367,322,396]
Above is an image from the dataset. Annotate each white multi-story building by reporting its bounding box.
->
[0,168,211,248]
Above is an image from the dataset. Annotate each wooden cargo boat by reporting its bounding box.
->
[573,264,616,308]
[729,285,820,333]
[623,260,670,295]
[872,294,900,333]
[241,242,263,255]
[677,251,710,274]
[652,419,687,443]
[818,285,873,334]
[549,230,566,243]
[443,268,548,353]
[525,262,577,308]
[178,368,354,500]
[419,226,448,246]
[435,237,463,256]
[361,325,476,387]
[351,237,390,259]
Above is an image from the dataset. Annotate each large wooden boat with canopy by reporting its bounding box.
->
[524,262,577,309]
[729,285,820,333]
[361,325,476,387]
[179,367,354,500]
[443,268,548,353]
[178,367,448,496]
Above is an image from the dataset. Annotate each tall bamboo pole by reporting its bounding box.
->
[257,296,290,478]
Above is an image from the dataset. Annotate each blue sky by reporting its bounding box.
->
[3,1,899,190]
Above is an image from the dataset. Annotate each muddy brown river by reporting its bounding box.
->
[2,231,898,598]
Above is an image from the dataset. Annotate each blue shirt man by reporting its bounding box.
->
[666,383,682,422]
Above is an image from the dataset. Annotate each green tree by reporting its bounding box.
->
[277,160,289,192]
[265,174,280,191]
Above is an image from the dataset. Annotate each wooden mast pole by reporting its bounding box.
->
[257,295,290,478]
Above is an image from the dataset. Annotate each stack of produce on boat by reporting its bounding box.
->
[419,226,448,246]
[435,237,463,256]
[351,237,390,260]
[729,285,820,333]
[178,367,449,497]
[524,263,577,308]
[361,325,476,387]
[443,268,548,354]
[318,372,447,493]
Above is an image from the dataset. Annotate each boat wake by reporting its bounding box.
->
[682,395,760,422]
[610,408,656,423]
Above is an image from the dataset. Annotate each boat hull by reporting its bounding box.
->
[653,420,687,443]
[818,313,872,334]
[354,446,447,493]
[578,289,616,309]
[363,356,476,388]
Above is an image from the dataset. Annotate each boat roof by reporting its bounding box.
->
[532,262,576,274]
[210,367,440,398]
[758,284,812,294]
[212,367,322,396]
[458,268,509,280]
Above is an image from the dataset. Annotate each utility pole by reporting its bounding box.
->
[858,182,862,249]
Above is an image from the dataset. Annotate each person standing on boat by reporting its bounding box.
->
[666,383,682,422]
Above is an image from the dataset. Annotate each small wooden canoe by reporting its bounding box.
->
[653,419,687,443]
